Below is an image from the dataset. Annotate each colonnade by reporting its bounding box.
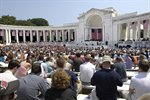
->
[117,19,150,41]
[0,28,76,45]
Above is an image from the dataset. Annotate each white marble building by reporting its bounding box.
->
[0,7,150,46]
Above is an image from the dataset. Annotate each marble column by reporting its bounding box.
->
[23,30,26,43]
[43,30,46,42]
[130,23,133,40]
[88,28,91,40]
[56,30,58,42]
[8,29,11,43]
[102,24,105,42]
[51,31,54,42]
[62,30,64,42]
[16,30,19,43]
[117,24,121,40]
[49,30,52,42]
[44,30,48,42]
[36,30,40,42]
[137,20,141,40]
[6,29,9,45]
[68,29,70,42]
[30,30,33,43]
[85,28,88,40]
[148,19,150,39]
[125,22,130,40]
[74,29,77,41]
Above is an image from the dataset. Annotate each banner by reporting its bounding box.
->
[97,29,102,41]
[0,30,3,36]
[45,31,49,36]
[143,20,148,29]
[131,22,136,29]
[91,29,97,40]
[12,30,16,36]
[19,31,23,36]
[39,31,43,36]
[33,31,36,36]
[26,31,29,36]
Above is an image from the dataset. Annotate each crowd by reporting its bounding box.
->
[0,43,150,100]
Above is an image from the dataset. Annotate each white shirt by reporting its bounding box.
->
[80,62,95,83]
[129,72,150,100]
[0,70,17,82]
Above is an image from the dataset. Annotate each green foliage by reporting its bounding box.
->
[15,20,35,26]
[0,15,49,26]
[28,18,49,26]
[0,15,16,25]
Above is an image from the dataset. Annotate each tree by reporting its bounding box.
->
[15,20,35,26]
[0,15,49,26]
[28,18,49,26]
[0,15,16,25]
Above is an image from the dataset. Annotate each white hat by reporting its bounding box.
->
[102,55,113,64]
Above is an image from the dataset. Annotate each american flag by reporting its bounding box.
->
[26,31,30,36]
[64,30,68,40]
[45,30,49,36]
[12,30,16,36]
[39,31,43,36]
[52,30,56,40]
[19,30,23,36]
[32,31,36,36]
[131,22,136,29]
[52,30,56,36]
[97,29,102,41]
[143,20,148,29]
[91,29,97,40]
[0,30,3,36]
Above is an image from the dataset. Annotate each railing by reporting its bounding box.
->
[117,41,150,48]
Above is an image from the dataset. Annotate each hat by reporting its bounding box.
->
[102,55,112,64]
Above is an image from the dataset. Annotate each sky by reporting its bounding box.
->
[0,0,150,26]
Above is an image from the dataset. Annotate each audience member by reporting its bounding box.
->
[17,63,50,100]
[113,57,127,82]
[80,53,96,85]
[15,62,32,78]
[45,69,77,100]
[91,55,123,100]
[0,60,20,100]
[56,57,81,93]
[129,59,150,100]
[0,60,20,82]
[73,52,83,72]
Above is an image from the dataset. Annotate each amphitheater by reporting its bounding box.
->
[0,7,150,48]
[0,7,150,100]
